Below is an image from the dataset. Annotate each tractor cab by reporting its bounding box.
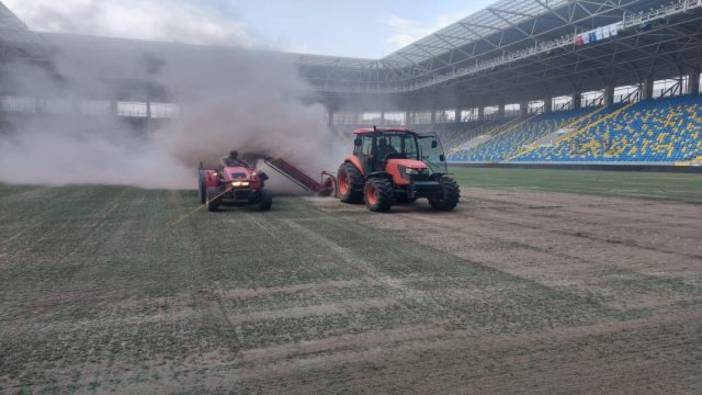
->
[352,128,448,176]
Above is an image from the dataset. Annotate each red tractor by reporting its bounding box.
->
[337,127,460,212]
[198,163,272,212]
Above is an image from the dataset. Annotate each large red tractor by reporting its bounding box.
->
[337,127,460,212]
[198,163,272,212]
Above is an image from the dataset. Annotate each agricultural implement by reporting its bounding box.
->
[263,158,336,197]
[197,156,336,212]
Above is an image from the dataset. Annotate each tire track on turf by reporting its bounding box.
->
[468,190,702,231]
[280,218,462,328]
[0,188,87,251]
[476,212,702,261]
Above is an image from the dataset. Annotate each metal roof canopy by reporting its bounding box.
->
[0,2,26,31]
[301,0,702,94]
[384,0,571,66]
[1,0,701,108]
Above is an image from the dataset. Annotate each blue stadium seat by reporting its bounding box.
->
[450,108,592,162]
[516,95,702,163]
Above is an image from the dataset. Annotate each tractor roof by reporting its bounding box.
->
[353,127,418,136]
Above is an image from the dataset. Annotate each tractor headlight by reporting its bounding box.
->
[231,181,250,187]
[398,165,423,180]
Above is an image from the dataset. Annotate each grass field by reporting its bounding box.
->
[450,167,702,202]
[1,168,701,393]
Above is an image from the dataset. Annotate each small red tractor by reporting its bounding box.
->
[337,127,460,212]
[198,163,272,212]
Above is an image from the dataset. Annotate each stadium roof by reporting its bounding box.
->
[1,0,701,109]
[0,1,25,31]
[384,0,571,67]
[299,0,702,109]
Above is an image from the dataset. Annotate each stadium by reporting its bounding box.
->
[1,0,701,393]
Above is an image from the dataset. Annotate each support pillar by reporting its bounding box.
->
[498,104,505,119]
[520,102,529,117]
[573,93,582,110]
[430,110,436,125]
[478,107,485,121]
[642,78,654,100]
[544,97,553,113]
[405,111,412,126]
[604,85,615,106]
[689,70,700,96]
[380,112,385,126]
[455,109,461,123]
[145,101,154,135]
[327,110,334,129]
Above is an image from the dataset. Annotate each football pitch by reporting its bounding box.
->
[1,168,701,393]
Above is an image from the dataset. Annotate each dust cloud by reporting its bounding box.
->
[0,34,347,191]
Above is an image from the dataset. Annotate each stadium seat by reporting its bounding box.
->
[515,95,702,162]
[450,108,593,162]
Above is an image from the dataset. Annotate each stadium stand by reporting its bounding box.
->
[434,120,510,152]
[515,95,702,163]
[450,108,595,162]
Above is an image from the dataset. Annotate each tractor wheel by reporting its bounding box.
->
[198,171,207,205]
[364,178,394,212]
[429,177,460,211]
[206,187,222,212]
[258,188,273,211]
[337,162,364,204]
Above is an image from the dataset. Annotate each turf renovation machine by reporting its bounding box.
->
[197,156,337,212]
[198,163,273,212]
[336,127,460,213]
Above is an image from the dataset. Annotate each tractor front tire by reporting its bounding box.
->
[364,178,394,212]
[206,187,222,212]
[337,162,364,204]
[258,188,273,211]
[429,177,460,211]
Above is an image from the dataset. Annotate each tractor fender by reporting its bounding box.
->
[344,156,365,176]
[201,170,220,188]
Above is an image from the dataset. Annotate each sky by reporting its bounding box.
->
[3,0,495,58]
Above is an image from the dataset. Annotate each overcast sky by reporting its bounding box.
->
[4,0,495,58]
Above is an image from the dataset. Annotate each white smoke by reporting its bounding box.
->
[0,23,345,191]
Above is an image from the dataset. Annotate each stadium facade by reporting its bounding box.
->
[1,0,701,164]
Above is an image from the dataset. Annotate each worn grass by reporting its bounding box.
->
[0,173,700,392]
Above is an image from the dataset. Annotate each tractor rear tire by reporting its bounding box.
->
[258,188,273,211]
[337,162,364,204]
[364,178,394,212]
[198,171,207,205]
[429,177,460,211]
[206,187,222,212]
